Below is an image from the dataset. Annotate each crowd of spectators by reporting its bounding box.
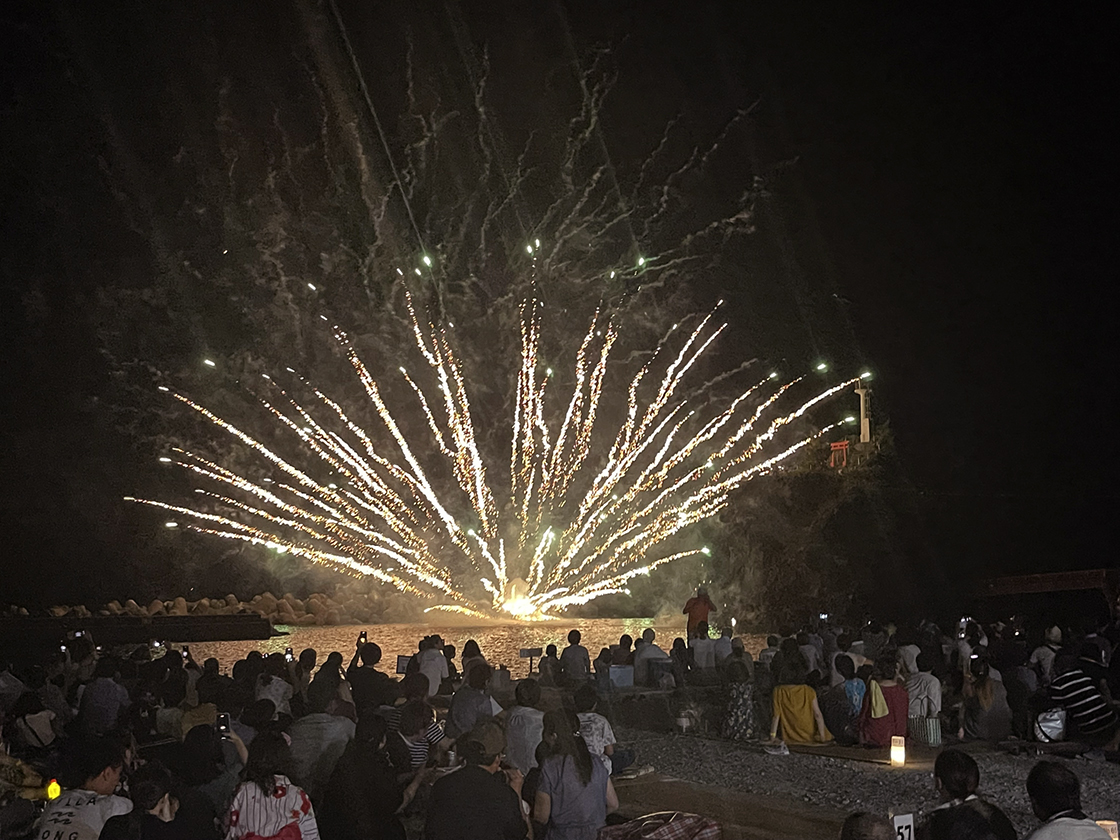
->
[0,627,649,840]
[716,613,1120,758]
[3,608,1120,839]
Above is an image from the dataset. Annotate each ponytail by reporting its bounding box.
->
[542,709,594,786]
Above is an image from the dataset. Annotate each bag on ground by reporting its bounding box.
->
[1034,708,1066,742]
[908,714,942,747]
[598,811,721,839]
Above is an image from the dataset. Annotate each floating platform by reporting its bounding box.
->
[0,614,277,663]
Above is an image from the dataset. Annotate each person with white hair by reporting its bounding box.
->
[1030,626,1063,686]
[632,628,669,686]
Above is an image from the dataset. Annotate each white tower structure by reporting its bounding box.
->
[854,381,871,444]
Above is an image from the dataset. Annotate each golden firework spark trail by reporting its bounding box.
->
[131,296,858,617]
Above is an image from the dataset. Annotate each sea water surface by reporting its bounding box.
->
[188,618,766,675]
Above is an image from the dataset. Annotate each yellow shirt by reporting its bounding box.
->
[772,684,830,744]
[180,702,217,739]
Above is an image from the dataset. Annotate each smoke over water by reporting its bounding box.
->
[57,2,859,611]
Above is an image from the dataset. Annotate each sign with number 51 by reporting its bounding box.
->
[892,813,914,840]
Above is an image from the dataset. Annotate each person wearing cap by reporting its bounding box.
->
[1030,626,1063,686]
[682,586,716,639]
[425,720,529,840]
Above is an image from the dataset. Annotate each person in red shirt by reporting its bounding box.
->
[682,587,716,639]
[857,652,909,748]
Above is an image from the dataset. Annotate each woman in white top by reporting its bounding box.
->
[254,656,294,718]
[460,639,488,682]
[226,731,319,840]
[7,691,57,754]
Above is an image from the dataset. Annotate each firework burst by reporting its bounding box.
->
[128,295,857,618]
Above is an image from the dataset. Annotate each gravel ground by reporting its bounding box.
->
[618,728,1120,836]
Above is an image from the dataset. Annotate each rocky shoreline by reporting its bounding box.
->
[5,579,420,626]
[619,728,1120,836]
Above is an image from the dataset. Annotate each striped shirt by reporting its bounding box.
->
[383,707,439,739]
[226,775,318,840]
[385,706,443,741]
[384,708,445,768]
[1050,668,1117,735]
[401,734,432,769]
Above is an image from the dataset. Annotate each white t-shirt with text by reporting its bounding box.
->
[38,788,132,840]
[577,711,616,773]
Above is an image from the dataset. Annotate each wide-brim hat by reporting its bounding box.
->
[463,720,506,756]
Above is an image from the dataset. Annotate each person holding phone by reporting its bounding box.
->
[78,657,131,737]
[64,634,98,684]
[347,638,398,710]
[286,648,317,708]
[311,651,357,719]
[180,722,248,827]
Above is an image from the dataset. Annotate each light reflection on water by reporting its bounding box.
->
[186,619,766,675]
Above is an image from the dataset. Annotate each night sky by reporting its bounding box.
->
[2,2,1117,608]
